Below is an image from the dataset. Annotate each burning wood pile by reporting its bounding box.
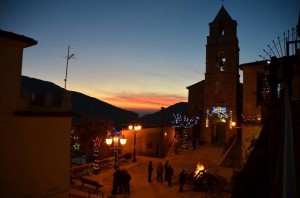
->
[188,162,220,191]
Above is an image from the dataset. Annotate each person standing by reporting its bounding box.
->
[123,169,131,194]
[156,161,164,183]
[167,163,174,187]
[148,161,153,182]
[179,169,186,192]
[164,160,169,181]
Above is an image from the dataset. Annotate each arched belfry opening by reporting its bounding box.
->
[218,22,225,36]
[216,51,226,71]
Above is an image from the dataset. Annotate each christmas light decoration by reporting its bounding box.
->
[242,114,262,122]
[206,107,233,128]
[172,113,199,149]
[93,137,101,174]
[72,143,80,150]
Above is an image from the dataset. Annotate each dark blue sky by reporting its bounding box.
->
[1,0,299,115]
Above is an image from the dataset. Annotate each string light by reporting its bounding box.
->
[93,137,101,174]
[242,114,261,122]
[172,113,199,128]
[172,113,199,149]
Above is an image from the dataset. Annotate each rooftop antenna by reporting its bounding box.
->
[64,45,75,90]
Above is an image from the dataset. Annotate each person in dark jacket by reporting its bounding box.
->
[164,160,169,181]
[122,169,131,194]
[166,163,174,187]
[156,161,164,183]
[179,169,186,192]
[148,161,153,182]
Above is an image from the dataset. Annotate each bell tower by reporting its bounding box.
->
[203,6,240,144]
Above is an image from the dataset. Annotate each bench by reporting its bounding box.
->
[79,177,103,190]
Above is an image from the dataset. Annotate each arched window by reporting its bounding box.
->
[218,23,224,36]
[216,51,226,71]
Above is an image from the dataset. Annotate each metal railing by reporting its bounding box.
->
[70,185,104,198]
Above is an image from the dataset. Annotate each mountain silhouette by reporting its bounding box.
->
[21,76,138,127]
[21,76,187,127]
[139,102,188,126]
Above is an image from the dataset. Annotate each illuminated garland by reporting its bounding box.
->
[242,114,261,122]
[172,113,199,149]
[71,128,80,152]
[172,113,199,128]
[93,137,101,174]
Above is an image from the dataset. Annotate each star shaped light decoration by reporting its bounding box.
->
[73,143,80,150]
[93,137,101,147]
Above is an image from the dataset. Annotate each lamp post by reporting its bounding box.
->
[128,124,142,162]
[106,133,127,168]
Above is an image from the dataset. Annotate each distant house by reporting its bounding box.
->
[0,30,74,197]
[122,125,175,158]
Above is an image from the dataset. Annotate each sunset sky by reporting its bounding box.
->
[1,0,299,116]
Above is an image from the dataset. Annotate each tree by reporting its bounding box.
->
[72,118,113,162]
[172,113,199,151]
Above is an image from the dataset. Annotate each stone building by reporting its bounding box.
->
[187,6,242,146]
[0,30,74,197]
[239,61,266,163]
[122,125,175,158]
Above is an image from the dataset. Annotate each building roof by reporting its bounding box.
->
[0,29,37,47]
[239,60,267,70]
[186,80,205,89]
[213,5,233,21]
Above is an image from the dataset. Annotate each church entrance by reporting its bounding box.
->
[211,119,226,145]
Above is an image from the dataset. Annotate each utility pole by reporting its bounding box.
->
[64,45,74,90]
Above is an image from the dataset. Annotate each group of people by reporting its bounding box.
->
[112,166,131,195]
[111,160,187,195]
[148,160,187,192]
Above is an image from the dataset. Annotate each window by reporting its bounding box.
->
[216,51,226,71]
[218,23,224,36]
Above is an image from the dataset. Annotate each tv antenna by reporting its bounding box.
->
[64,45,75,90]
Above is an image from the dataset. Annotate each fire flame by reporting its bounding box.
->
[194,162,206,179]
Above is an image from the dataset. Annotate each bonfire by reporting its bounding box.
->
[194,162,207,179]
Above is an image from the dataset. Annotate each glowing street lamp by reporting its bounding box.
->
[230,121,236,129]
[128,124,142,162]
[106,134,127,168]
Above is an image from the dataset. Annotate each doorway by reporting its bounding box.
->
[212,120,226,145]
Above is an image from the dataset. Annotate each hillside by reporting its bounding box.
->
[139,102,188,126]
[21,76,139,127]
[21,76,188,127]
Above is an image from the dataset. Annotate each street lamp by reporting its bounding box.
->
[106,134,127,168]
[128,124,142,162]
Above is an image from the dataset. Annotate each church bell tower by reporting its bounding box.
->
[203,6,240,144]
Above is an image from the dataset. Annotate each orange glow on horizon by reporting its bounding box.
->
[102,95,187,114]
